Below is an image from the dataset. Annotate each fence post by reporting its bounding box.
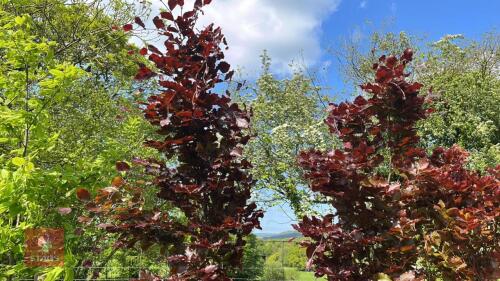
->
[281,241,285,268]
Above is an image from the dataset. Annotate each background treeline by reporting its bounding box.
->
[231,234,324,281]
[0,0,498,280]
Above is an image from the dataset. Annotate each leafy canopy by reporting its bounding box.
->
[0,1,159,279]
[238,53,335,217]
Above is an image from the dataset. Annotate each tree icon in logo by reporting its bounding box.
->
[38,234,53,254]
[24,228,64,267]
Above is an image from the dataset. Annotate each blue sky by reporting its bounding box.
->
[319,0,500,101]
[152,0,499,234]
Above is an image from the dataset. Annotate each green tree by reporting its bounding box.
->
[262,258,286,281]
[333,31,419,87]
[282,243,307,271]
[238,53,336,217]
[1,0,148,81]
[230,234,265,280]
[417,33,499,170]
[335,31,499,170]
[0,1,160,279]
[257,240,308,272]
[0,11,84,279]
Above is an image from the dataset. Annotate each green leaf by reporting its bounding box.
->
[44,267,64,281]
[375,273,392,281]
[11,157,25,167]
[14,16,26,25]
[25,161,35,172]
[4,267,17,276]
[0,169,9,179]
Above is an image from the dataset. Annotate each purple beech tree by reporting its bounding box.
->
[294,50,499,281]
[78,1,263,280]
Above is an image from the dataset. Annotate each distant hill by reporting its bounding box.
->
[255,230,302,240]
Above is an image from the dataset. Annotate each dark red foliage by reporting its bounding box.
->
[122,23,133,32]
[134,65,156,81]
[135,17,146,29]
[115,161,130,172]
[76,188,91,201]
[82,2,262,280]
[152,16,165,29]
[160,11,174,21]
[294,50,499,280]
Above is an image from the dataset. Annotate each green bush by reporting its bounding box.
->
[262,260,286,281]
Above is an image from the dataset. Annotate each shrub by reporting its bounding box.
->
[262,259,286,281]
[294,49,499,280]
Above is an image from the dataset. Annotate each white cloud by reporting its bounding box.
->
[150,0,341,76]
[360,1,367,8]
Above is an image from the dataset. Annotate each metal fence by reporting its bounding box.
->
[12,267,326,281]
[10,240,324,281]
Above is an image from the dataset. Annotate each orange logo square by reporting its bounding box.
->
[24,228,64,267]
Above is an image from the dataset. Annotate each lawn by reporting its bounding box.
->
[284,267,327,281]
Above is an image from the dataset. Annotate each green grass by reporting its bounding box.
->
[284,267,327,281]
